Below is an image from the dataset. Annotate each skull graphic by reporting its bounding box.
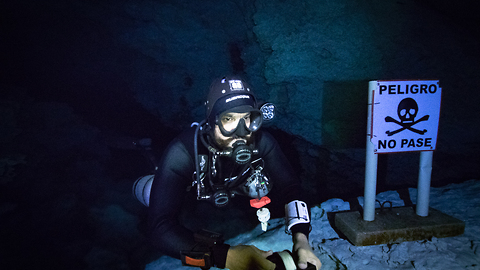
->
[385,97,429,136]
[397,98,418,123]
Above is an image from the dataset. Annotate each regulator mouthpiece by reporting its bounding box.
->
[213,190,229,207]
[231,140,254,164]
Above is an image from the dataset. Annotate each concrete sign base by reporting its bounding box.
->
[334,206,464,246]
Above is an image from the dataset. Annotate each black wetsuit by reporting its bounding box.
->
[148,126,309,268]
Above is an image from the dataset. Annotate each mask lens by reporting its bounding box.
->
[217,110,263,136]
[247,110,262,132]
[220,112,250,133]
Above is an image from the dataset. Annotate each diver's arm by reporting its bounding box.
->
[257,131,321,269]
[148,137,231,268]
[225,245,275,270]
[293,233,322,270]
[148,138,197,258]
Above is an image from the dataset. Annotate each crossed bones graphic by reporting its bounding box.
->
[385,115,429,136]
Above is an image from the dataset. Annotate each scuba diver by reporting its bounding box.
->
[136,76,321,270]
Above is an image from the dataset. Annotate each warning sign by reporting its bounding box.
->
[371,80,442,153]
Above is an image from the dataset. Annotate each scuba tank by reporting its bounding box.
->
[132,175,154,207]
[131,138,157,207]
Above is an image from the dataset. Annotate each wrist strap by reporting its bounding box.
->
[181,250,212,269]
[181,230,229,269]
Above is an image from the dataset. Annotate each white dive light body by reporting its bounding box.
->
[285,200,310,232]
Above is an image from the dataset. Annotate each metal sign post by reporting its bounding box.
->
[417,150,433,216]
[364,80,379,221]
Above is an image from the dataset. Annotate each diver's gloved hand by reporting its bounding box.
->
[293,233,322,270]
[225,245,276,270]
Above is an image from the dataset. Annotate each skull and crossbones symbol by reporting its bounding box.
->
[385,98,429,136]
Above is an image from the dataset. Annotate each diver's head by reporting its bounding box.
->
[205,76,263,149]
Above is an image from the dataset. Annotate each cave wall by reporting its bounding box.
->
[65,0,480,151]
[3,0,478,148]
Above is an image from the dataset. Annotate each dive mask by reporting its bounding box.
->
[216,108,263,137]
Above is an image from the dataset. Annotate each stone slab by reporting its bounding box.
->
[334,206,465,246]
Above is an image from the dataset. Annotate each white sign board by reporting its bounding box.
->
[371,80,442,153]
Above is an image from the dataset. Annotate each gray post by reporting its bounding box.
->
[364,81,378,221]
[416,151,433,216]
